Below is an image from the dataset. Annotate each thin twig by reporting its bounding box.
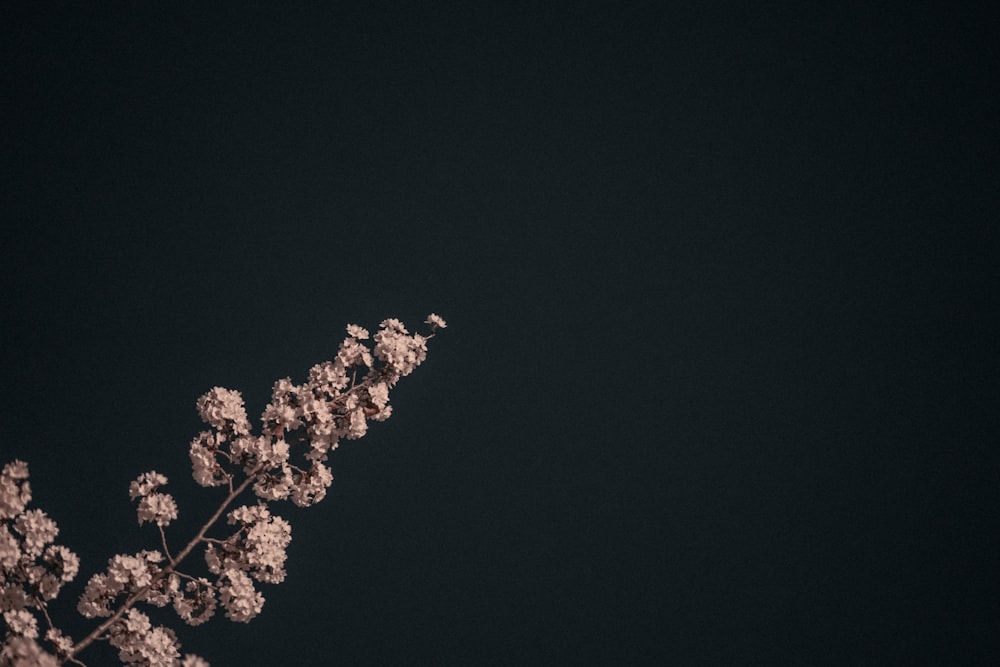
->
[65,468,263,661]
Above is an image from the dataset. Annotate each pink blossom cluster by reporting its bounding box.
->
[2,315,444,665]
[130,473,179,528]
[1,461,81,663]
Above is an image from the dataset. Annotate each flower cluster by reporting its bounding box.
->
[1,461,80,663]
[131,472,179,527]
[191,316,444,508]
[107,609,180,666]
[77,550,165,619]
[2,314,444,665]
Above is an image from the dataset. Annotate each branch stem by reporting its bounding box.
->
[65,469,262,661]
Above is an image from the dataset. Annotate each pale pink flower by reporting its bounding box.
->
[373,322,427,377]
[129,471,168,500]
[78,573,115,618]
[305,431,339,461]
[172,578,217,627]
[260,400,301,435]
[244,533,290,583]
[425,313,447,329]
[196,387,250,434]
[108,609,180,667]
[41,544,79,592]
[13,509,58,558]
[346,324,369,340]
[3,315,443,665]
[0,636,58,666]
[337,338,373,368]
[34,570,62,600]
[347,406,368,439]
[379,318,408,334]
[289,462,333,508]
[3,608,39,638]
[227,504,271,527]
[367,382,390,409]
[252,465,293,501]
[44,628,73,655]
[307,360,350,396]
[0,525,19,572]
[229,435,287,474]
[136,492,179,527]
[0,460,31,520]
[189,434,227,488]
[218,569,264,623]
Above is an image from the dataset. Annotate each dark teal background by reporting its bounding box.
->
[1,2,997,664]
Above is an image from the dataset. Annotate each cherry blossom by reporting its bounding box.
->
[2,315,443,665]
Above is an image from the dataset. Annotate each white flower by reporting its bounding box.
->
[379,318,408,334]
[108,555,149,588]
[218,569,264,623]
[42,544,79,583]
[347,407,368,440]
[0,460,31,520]
[172,578,217,627]
[230,435,287,473]
[373,323,427,377]
[346,324,369,340]
[78,573,115,618]
[136,492,179,527]
[243,514,292,584]
[425,313,447,329]
[189,434,227,488]
[367,382,390,409]
[307,360,350,396]
[13,509,58,558]
[3,608,39,638]
[337,338,373,368]
[0,636,58,667]
[227,504,271,527]
[0,525,20,572]
[290,462,333,508]
[260,401,301,435]
[108,609,180,667]
[44,628,73,654]
[252,465,293,501]
[129,471,168,500]
[196,387,250,434]
[0,314,443,664]
[261,378,304,437]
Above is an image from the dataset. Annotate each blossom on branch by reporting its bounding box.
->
[2,314,444,665]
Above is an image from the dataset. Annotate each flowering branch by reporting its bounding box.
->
[65,468,263,661]
[1,315,446,666]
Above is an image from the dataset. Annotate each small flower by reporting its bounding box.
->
[0,460,32,520]
[425,313,447,329]
[373,324,427,377]
[3,608,39,639]
[136,492,179,527]
[129,471,168,500]
[42,544,80,583]
[346,324,369,340]
[45,628,73,655]
[172,578,217,627]
[196,387,250,434]
[14,509,58,557]
[290,462,333,508]
[0,637,58,667]
[218,569,264,623]
[337,338,373,368]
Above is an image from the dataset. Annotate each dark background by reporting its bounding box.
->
[2,2,997,664]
